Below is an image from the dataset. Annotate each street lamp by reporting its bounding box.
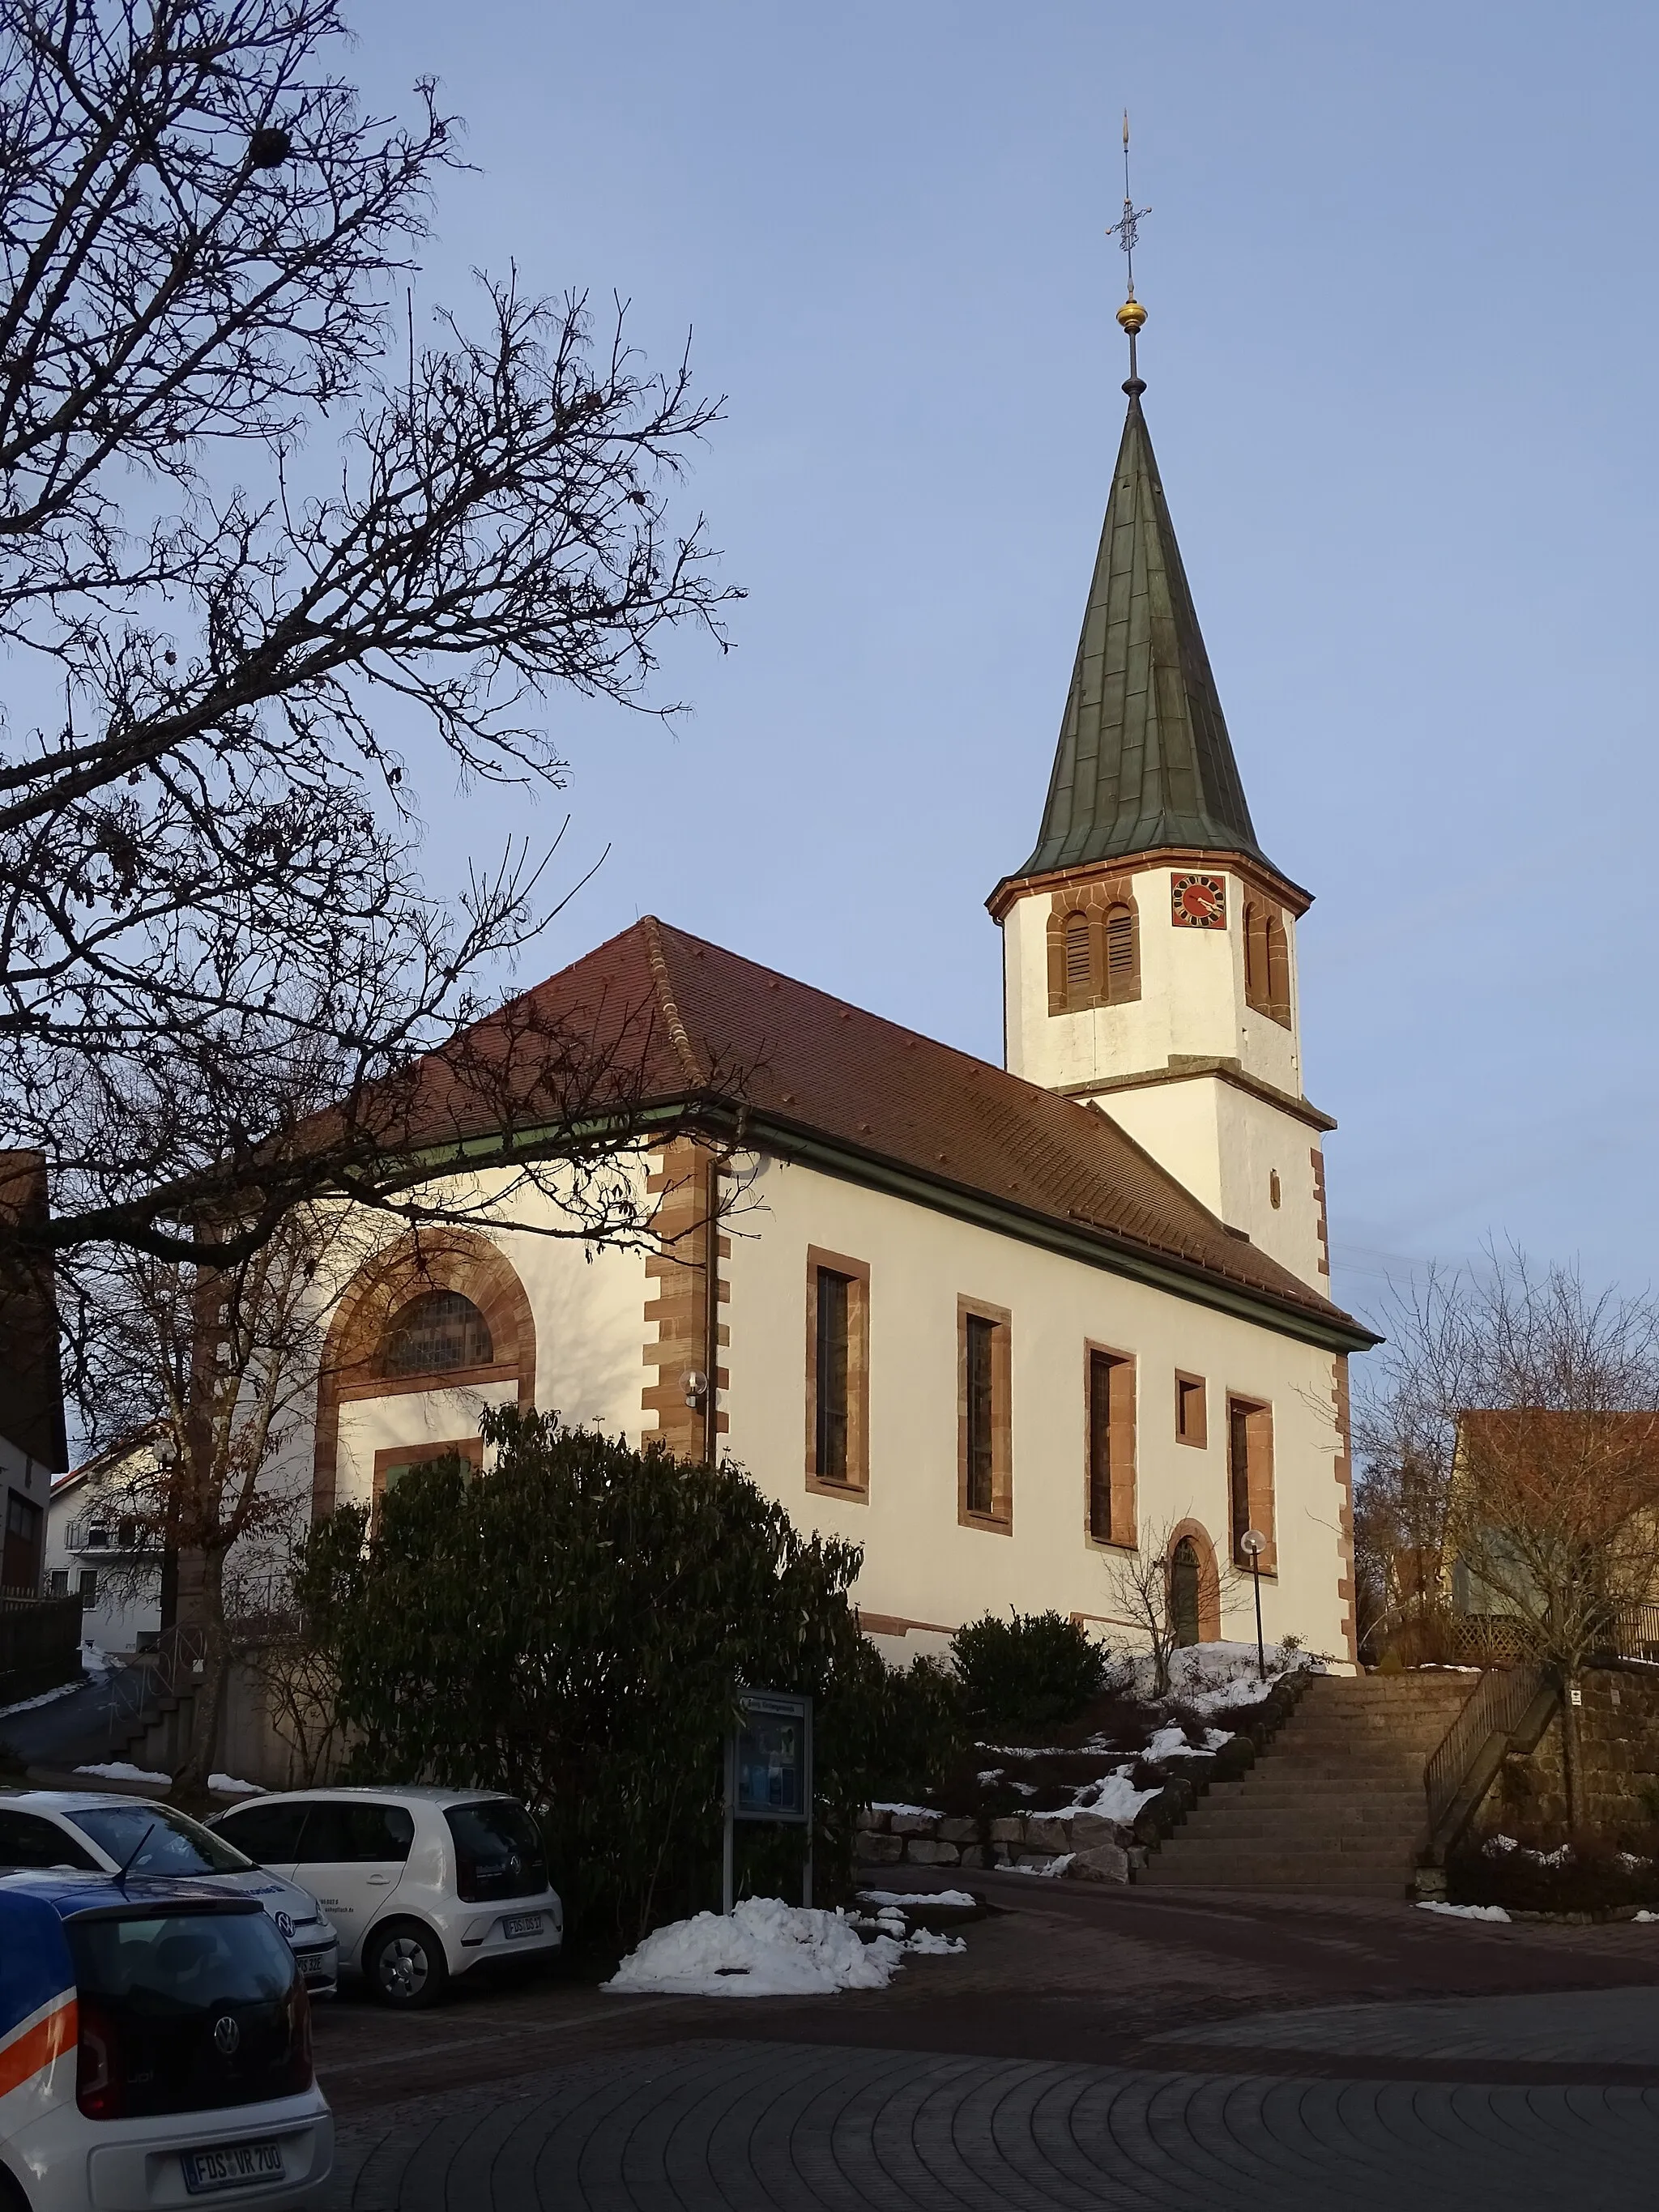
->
[1240,1528,1268,1682]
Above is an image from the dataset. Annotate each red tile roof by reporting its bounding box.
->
[401,917,1367,1346]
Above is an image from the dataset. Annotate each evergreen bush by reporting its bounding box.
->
[950,1609,1115,1735]
[295,1408,954,1951]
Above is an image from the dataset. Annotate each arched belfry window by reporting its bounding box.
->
[1244,901,1292,1029]
[1064,911,1093,1004]
[380,1289,495,1378]
[1047,886,1140,1015]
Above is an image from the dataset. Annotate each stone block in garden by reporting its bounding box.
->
[855,1807,887,1831]
[854,1831,903,1865]
[940,1817,979,1844]
[906,1839,960,1865]
[1068,1811,1126,1850]
[957,1845,989,1869]
[889,1811,940,1837]
[988,1816,1025,1843]
[1024,1816,1072,1853]
[1066,1842,1130,1884]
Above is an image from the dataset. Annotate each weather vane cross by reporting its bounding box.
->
[1107,111,1150,294]
[1109,110,1150,394]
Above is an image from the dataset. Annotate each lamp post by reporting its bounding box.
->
[1240,1529,1268,1682]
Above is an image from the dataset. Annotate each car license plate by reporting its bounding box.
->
[299,1952,332,1982]
[181,2140,285,2193]
[502,1912,544,1939]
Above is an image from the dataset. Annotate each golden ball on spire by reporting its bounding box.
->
[1116,296,1147,335]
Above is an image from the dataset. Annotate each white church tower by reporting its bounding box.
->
[987,303,1335,1294]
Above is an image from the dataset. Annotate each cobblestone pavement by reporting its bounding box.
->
[326,2035,1659,2210]
[311,1885,1659,2207]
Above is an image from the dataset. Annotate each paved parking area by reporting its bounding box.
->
[311,1883,1659,2207]
[326,2035,1659,2210]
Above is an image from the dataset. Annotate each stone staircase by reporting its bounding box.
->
[1138,1672,1475,1898]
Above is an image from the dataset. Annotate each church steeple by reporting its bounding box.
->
[1004,386,1273,889]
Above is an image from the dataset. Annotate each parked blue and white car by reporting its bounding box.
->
[0,1871,332,2211]
[0,1797,339,1995]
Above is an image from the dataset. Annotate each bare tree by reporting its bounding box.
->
[1358,1253,1659,1826]
[1101,1518,1188,1698]
[0,0,736,1285]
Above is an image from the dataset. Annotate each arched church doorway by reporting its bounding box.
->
[1171,1538,1201,1648]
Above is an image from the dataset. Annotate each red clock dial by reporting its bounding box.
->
[1171,872,1227,929]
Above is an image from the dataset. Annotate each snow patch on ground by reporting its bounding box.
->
[1071,1769,1159,1823]
[869,1801,945,1818]
[0,1677,85,1719]
[857,1889,975,1910]
[208,1773,263,1796]
[606,1898,964,1997]
[1144,1724,1232,1761]
[905,1925,966,1954]
[80,1640,117,1677]
[75,1761,171,1785]
[1143,1643,1318,1714]
[1634,1911,1659,1924]
[1416,1900,1512,1922]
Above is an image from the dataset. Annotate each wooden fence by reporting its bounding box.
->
[0,1590,84,1706]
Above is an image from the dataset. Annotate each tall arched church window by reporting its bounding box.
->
[1265,913,1290,1026]
[380,1289,494,1378]
[1104,903,1137,1004]
[1064,910,1093,1004]
[1244,901,1292,1029]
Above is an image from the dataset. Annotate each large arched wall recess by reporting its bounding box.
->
[311,1230,536,1519]
[1165,1516,1222,1645]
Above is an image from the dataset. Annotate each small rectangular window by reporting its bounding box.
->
[958,1300,1013,1530]
[372,1436,484,1515]
[49,1569,68,1598]
[77,1569,97,1602]
[805,1250,870,1494]
[1227,1396,1276,1569]
[1087,1347,1136,1546]
[1176,1371,1207,1447]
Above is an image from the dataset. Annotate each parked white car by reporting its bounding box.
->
[0,1796,340,1995]
[0,1871,332,2212]
[208,1787,561,2007]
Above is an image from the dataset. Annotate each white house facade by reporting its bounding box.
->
[295,367,1374,1669]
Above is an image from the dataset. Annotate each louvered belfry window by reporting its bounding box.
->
[1064,911,1092,1004]
[1104,904,1135,1003]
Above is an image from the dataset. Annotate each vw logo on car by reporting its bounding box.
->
[275,1909,295,1939]
[213,2015,242,2056]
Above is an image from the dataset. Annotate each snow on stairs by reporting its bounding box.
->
[1138,1672,1474,1899]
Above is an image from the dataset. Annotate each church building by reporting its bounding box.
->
[306,338,1375,1670]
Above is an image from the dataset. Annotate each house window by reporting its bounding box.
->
[805,1250,870,1494]
[1227,1396,1276,1569]
[1104,903,1137,1003]
[379,1289,494,1379]
[372,1436,484,1512]
[49,1569,68,1597]
[1175,1371,1207,1447]
[77,1570,97,1603]
[958,1299,1012,1530]
[1087,1347,1136,1546]
[1244,901,1292,1028]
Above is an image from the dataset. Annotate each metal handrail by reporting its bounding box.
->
[1423,1663,1544,1835]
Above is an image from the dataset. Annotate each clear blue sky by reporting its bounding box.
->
[346,0,1659,1327]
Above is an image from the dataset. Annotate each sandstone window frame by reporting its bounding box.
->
[1046,879,1141,1014]
[1175,1370,1208,1448]
[957,1296,1013,1533]
[804,1246,871,1499]
[1085,1342,1137,1549]
[1226,1393,1277,1573]
[1243,900,1292,1028]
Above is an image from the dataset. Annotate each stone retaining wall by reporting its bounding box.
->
[855,1803,1171,1885]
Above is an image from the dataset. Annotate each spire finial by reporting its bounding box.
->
[1107,109,1150,396]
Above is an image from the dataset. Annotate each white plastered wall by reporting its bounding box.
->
[721,1153,1353,1666]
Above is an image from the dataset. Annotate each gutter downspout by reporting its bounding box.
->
[704,1153,720,1469]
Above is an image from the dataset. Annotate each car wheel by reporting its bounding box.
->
[363,1917,451,2008]
[0,2164,32,2212]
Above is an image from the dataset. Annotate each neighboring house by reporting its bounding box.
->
[45,1440,163,1654]
[0,1151,68,1594]
[293,360,1378,1666]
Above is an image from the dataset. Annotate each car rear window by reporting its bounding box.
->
[443,1801,548,1903]
[70,1804,253,1877]
[67,1907,309,2117]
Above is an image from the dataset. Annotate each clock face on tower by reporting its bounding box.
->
[1171,872,1226,929]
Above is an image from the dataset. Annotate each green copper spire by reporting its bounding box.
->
[1010,388,1273,883]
